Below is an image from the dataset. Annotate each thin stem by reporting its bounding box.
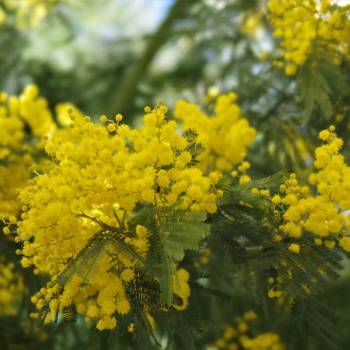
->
[76,213,116,232]
[113,208,124,230]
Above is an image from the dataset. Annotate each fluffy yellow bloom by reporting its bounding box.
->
[0,85,56,219]
[288,243,300,254]
[56,103,84,127]
[0,85,83,220]
[174,92,256,173]
[17,103,219,330]
[277,127,350,252]
[120,269,135,282]
[0,84,55,151]
[268,0,350,75]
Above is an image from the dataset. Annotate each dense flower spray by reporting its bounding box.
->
[268,0,350,75]
[174,92,256,173]
[0,85,55,219]
[274,126,350,253]
[16,102,221,330]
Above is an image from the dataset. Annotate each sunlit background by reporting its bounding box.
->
[0,0,276,121]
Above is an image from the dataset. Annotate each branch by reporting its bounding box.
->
[108,0,196,116]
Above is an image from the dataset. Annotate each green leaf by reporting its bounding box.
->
[289,296,339,349]
[157,210,210,305]
[222,172,285,207]
[298,58,349,121]
[184,128,206,165]
[160,211,210,261]
[56,232,107,286]
[56,231,143,287]
[108,235,144,266]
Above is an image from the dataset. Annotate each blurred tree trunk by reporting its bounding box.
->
[108,0,196,116]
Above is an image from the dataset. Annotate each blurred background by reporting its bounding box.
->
[1,0,297,176]
[0,0,276,120]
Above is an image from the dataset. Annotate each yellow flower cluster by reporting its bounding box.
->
[17,104,218,330]
[268,0,350,75]
[0,85,54,159]
[275,126,350,252]
[174,92,256,173]
[215,311,285,350]
[0,85,55,218]
[232,161,252,184]
[0,0,57,29]
[0,260,24,316]
[55,102,84,127]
